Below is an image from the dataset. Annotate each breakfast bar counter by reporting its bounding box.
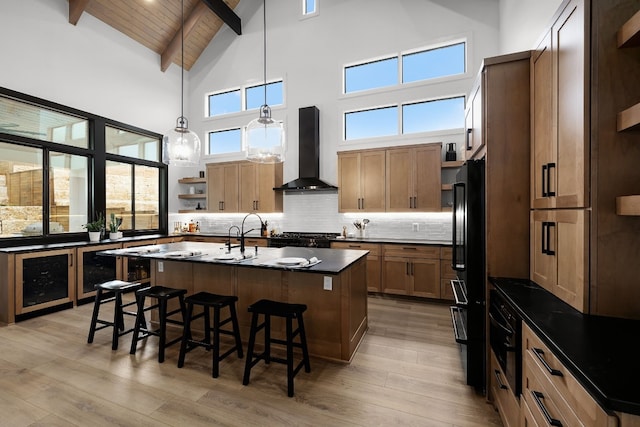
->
[101,242,369,362]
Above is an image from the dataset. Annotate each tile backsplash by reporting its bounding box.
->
[170,192,452,242]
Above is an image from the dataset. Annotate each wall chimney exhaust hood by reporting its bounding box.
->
[275,106,337,192]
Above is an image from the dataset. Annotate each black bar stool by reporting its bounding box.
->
[129,285,187,363]
[177,291,244,378]
[242,299,311,397]
[87,280,146,350]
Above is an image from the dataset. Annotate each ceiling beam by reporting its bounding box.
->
[68,0,90,25]
[200,0,242,35]
[160,1,209,72]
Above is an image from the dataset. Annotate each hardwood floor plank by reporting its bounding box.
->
[0,296,502,427]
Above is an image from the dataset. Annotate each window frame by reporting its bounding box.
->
[205,78,285,118]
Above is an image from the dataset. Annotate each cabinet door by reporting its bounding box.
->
[531,30,555,209]
[338,152,361,212]
[554,209,588,312]
[207,163,239,212]
[76,243,122,300]
[386,148,413,211]
[530,210,557,292]
[465,83,483,159]
[360,150,386,212]
[553,0,588,209]
[411,258,440,298]
[256,163,283,213]
[414,144,441,212]
[382,257,410,295]
[239,162,258,212]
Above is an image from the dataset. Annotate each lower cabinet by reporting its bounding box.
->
[15,248,75,316]
[522,323,617,427]
[440,247,455,300]
[76,243,122,301]
[331,242,381,292]
[382,244,440,298]
[489,350,520,427]
[520,396,540,427]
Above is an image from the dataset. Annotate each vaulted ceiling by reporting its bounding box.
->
[67,0,241,72]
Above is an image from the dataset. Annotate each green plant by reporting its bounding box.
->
[109,213,123,233]
[83,212,105,232]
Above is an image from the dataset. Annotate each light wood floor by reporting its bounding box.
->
[0,295,502,426]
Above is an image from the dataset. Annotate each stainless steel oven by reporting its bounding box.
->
[489,290,521,397]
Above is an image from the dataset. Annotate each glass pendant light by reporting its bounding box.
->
[162,0,201,167]
[245,0,285,164]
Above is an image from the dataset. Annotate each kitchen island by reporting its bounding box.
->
[101,242,369,362]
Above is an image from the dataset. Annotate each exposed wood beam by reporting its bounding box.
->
[69,0,90,25]
[160,1,208,72]
[200,0,242,35]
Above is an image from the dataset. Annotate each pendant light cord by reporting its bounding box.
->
[180,0,185,124]
[262,0,267,106]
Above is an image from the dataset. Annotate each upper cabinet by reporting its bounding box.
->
[338,149,386,212]
[464,83,483,160]
[338,144,442,213]
[386,144,441,212]
[208,161,283,213]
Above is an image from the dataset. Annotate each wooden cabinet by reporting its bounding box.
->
[522,323,617,427]
[439,247,455,301]
[337,149,385,212]
[121,239,156,284]
[464,83,483,160]
[386,144,441,212]
[208,161,282,213]
[530,209,589,312]
[382,245,440,298]
[76,243,122,301]
[177,177,206,213]
[529,0,640,319]
[332,241,381,292]
[489,350,520,427]
[207,162,239,212]
[15,248,75,316]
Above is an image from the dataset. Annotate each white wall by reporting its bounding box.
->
[499,0,563,53]
[0,0,181,134]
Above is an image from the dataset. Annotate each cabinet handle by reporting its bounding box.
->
[494,370,508,390]
[361,198,364,210]
[541,222,547,254]
[406,262,410,275]
[402,247,418,251]
[255,200,259,211]
[348,245,361,248]
[532,348,563,377]
[411,262,414,275]
[465,128,472,150]
[542,164,548,197]
[547,163,556,197]
[69,253,73,267]
[545,222,555,256]
[413,196,417,208]
[531,391,563,427]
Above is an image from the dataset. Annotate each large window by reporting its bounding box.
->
[344,57,398,94]
[402,97,465,134]
[0,89,166,244]
[345,106,398,140]
[207,80,284,118]
[208,128,242,155]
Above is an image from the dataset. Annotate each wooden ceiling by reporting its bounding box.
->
[68,0,241,72]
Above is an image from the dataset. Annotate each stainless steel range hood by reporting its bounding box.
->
[275,106,337,192]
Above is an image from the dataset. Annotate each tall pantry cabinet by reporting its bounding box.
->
[530,0,640,319]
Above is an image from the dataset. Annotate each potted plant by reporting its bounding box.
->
[109,213,123,240]
[83,212,105,242]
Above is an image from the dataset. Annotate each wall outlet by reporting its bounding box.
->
[412,223,419,232]
[158,261,164,272]
[323,276,333,291]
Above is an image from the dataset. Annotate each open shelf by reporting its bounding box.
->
[616,195,640,215]
[178,194,205,199]
[441,184,453,191]
[178,177,206,184]
[178,209,208,213]
[618,9,640,48]
[442,160,464,169]
[617,102,640,131]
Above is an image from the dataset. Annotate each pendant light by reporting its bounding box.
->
[162,0,201,167]
[245,0,285,164]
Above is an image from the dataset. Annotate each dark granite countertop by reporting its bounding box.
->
[490,277,640,416]
[100,241,368,275]
[0,234,168,254]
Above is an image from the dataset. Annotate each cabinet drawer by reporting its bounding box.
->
[331,242,380,256]
[382,244,439,259]
[243,238,267,247]
[520,396,541,427]
[523,323,615,426]
[490,350,520,427]
[523,352,581,427]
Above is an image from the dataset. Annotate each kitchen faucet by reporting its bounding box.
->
[240,213,264,255]
[227,225,241,252]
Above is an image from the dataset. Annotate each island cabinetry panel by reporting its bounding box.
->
[489,350,519,427]
[337,149,386,212]
[382,245,440,298]
[386,144,441,212]
[207,162,239,212]
[239,162,283,213]
[15,248,75,316]
[522,323,617,427]
[183,235,228,244]
[76,243,122,301]
[331,241,381,292]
